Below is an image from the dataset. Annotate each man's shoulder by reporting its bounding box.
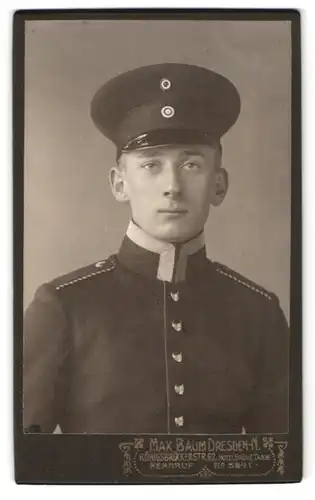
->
[212,261,277,303]
[49,255,117,292]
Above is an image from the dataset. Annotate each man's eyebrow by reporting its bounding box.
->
[135,148,206,159]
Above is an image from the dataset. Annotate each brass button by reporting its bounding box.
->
[174,384,184,395]
[172,352,183,363]
[170,291,180,302]
[171,320,182,332]
[174,416,184,427]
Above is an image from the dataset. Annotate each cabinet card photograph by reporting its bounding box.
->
[14,9,301,484]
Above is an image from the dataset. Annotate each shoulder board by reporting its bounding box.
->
[214,262,274,301]
[54,255,116,291]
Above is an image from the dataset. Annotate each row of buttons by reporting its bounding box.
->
[170,290,184,427]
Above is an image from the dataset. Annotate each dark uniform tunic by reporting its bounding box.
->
[23,225,289,435]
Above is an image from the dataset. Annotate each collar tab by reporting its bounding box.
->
[120,220,206,283]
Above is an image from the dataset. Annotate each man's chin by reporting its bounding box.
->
[133,218,203,243]
[149,227,200,244]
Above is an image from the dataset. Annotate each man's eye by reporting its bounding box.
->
[182,162,202,171]
[142,161,160,170]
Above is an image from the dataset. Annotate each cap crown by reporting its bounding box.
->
[91,63,241,152]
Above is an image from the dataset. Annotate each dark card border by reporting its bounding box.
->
[13,8,302,484]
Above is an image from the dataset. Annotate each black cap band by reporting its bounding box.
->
[117,128,221,160]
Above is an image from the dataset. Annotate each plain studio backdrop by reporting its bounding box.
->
[24,19,291,321]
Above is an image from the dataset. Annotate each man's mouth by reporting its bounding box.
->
[158,208,188,214]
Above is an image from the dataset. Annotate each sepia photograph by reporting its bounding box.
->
[14,10,301,484]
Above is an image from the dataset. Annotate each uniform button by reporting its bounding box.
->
[95,260,105,268]
[170,291,180,302]
[172,352,183,363]
[174,384,184,395]
[171,320,182,332]
[175,416,184,427]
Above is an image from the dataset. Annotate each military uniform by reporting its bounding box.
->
[23,63,289,434]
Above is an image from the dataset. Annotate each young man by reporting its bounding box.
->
[23,63,289,435]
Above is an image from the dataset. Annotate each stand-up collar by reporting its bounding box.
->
[117,220,207,283]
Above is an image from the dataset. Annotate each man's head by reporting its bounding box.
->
[109,143,228,243]
[91,63,240,241]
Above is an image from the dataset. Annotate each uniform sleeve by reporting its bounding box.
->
[23,284,70,433]
[246,297,290,433]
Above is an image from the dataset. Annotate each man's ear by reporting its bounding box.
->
[212,168,229,206]
[109,166,129,203]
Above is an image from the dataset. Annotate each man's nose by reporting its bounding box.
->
[163,165,181,198]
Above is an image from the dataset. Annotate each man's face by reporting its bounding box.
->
[111,144,226,243]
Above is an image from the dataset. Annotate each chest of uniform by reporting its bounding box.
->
[64,278,256,430]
